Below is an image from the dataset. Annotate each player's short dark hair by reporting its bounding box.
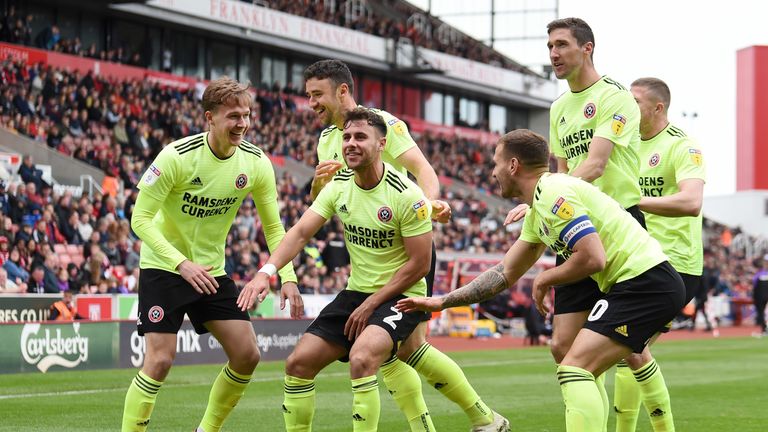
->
[343,107,387,138]
[201,76,251,113]
[497,129,550,169]
[632,77,672,109]
[304,59,354,94]
[547,17,595,55]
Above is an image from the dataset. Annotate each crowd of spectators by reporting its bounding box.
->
[258,0,528,72]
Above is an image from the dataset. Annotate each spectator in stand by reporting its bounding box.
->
[19,155,48,191]
[34,24,60,51]
[4,245,28,283]
[27,263,57,293]
[48,290,83,321]
[0,266,24,292]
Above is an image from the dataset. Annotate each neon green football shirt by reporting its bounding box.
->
[309,163,432,297]
[519,173,667,292]
[639,124,706,276]
[136,132,296,282]
[317,107,415,175]
[550,76,642,208]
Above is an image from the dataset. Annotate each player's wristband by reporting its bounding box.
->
[258,263,277,277]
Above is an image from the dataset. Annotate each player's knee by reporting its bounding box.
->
[549,339,570,364]
[285,351,312,379]
[348,350,379,378]
[144,352,175,377]
[624,352,645,369]
[236,344,261,371]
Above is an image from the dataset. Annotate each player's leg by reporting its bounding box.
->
[185,276,259,432]
[615,274,695,432]
[283,290,356,432]
[372,294,436,431]
[195,319,260,432]
[283,333,347,432]
[559,328,633,432]
[348,325,399,432]
[398,244,508,431]
[122,269,192,432]
[122,333,177,432]
[550,274,607,430]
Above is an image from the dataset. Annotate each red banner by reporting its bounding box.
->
[75,295,113,321]
[0,42,198,90]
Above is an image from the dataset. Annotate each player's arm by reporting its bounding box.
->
[396,147,451,223]
[639,178,704,217]
[237,209,327,313]
[344,230,432,340]
[397,239,546,313]
[252,158,298,284]
[556,157,569,173]
[569,137,612,182]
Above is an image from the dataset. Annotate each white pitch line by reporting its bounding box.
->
[0,357,539,400]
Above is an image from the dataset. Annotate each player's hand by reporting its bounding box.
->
[280,282,304,319]
[311,160,344,191]
[396,296,443,313]
[431,199,452,224]
[532,275,550,316]
[344,300,375,341]
[504,203,530,226]
[237,272,271,312]
[177,260,219,295]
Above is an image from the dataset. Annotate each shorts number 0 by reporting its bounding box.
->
[383,306,403,329]
[587,299,609,322]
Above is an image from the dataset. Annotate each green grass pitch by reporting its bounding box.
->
[1,337,766,431]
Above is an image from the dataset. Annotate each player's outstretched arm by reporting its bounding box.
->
[397,240,545,313]
[237,210,327,312]
[396,147,453,222]
[639,178,704,217]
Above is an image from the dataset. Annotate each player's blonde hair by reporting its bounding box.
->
[632,77,671,109]
[201,76,252,113]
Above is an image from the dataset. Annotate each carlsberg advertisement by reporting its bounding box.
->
[0,322,118,374]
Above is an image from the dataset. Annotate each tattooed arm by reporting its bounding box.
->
[441,240,546,309]
[397,240,546,313]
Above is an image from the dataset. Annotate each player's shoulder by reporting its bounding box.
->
[599,75,630,92]
[169,132,207,156]
[382,164,416,194]
[320,125,339,138]
[331,168,354,183]
[238,139,265,159]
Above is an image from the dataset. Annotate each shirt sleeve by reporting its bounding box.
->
[672,137,706,183]
[309,176,340,220]
[398,185,433,238]
[381,112,417,160]
[131,191,188,270]
[251,155,297,284]
[137,146,177,201]
[518,209,543,244]
[549,101,565,158]
[133,148,188,269]
[593,90,640,148]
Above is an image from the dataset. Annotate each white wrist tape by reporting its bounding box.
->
[258,263,277,277]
